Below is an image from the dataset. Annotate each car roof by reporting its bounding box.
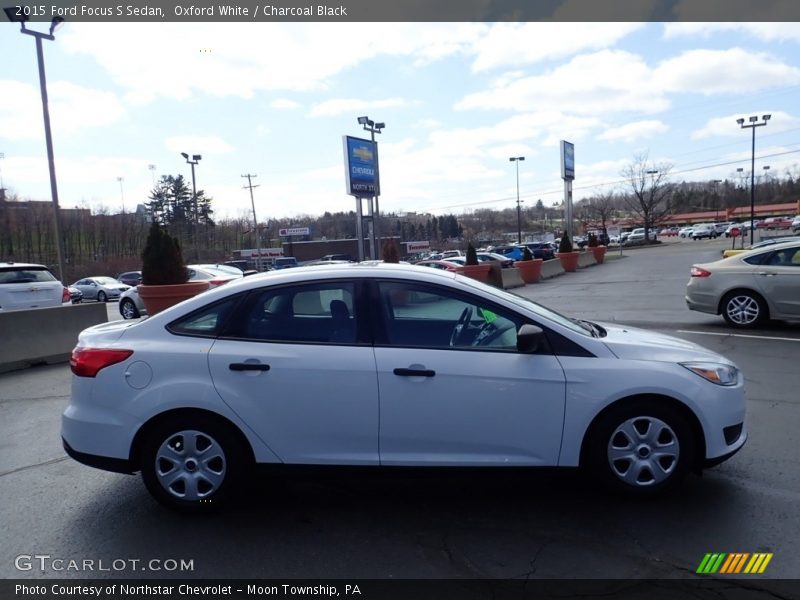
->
[0,262,49,269]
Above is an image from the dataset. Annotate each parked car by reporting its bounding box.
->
[117,271,142,287]
[678,227,694,238]
[414,259,464,272]
[757,217,793,230]
[521,242,555,260]
[440,250,464,260]
[721,237,798,258]
[791,215,800,233]
[687,240,800,327]
[712,222,732,236]
[0,262,70,311]
[320,254,355,262]
[68,285,83,304]
[72,277,131,303]
[272,257,299,269]
[64,263,746,511]
[724,223,742,238]
[690,224,717,240]
[491,245,526,261]
[119,265,243,319]
[448,253,514,268]
[626,228,646,243]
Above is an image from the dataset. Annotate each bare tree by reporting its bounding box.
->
[587,191,617,238]
[621,151,674,240]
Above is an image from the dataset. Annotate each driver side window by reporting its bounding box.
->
[377,281,521,351]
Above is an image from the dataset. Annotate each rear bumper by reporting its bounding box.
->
[63,438,135,474]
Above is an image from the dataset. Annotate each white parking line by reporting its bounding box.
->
[676,330,800,343]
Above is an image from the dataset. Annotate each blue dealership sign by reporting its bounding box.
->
[343,135,379,197]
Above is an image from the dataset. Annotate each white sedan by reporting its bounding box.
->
[64,264,746,511]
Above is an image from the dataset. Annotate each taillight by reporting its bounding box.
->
[209,279,228,287]
[691,267,712,278]
[62,287,71,302]
[70,348,133,377]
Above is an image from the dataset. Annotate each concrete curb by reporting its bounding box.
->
[0,303,107,374]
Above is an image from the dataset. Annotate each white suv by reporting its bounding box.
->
[0,262,69,311]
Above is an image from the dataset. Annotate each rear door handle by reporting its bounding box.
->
[229,363,270,372]
[393,368,435,377]
[756,272,776,277]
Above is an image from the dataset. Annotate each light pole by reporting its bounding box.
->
[737,114,770,242]
[148,164,157,187]
[116,176,125,213]
[5,9,66,281]
[181,152,201,261]
[0,152,5,192]
[509,157,525,243]
[711,179,722,221]
[646,169,658,240]
[357,116,384,259]
[241,174,262,271]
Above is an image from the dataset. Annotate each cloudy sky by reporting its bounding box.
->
[1,21,799,221]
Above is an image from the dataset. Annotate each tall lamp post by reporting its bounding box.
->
[116,176,125,213]
[737,114,770,242]
[357,116,384,259]
[509,157,525,243]
[181,152,201,261]
[645,169,658,240]
[5,9,66,281]
[148,164,157,187]
[711,179,722,221]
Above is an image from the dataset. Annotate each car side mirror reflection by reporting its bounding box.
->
[517,324,545,353]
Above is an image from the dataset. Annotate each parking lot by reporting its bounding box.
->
[1,237,798,580]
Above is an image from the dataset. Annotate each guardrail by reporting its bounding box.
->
[0,303,107,373]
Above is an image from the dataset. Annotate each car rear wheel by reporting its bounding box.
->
[97,291,107,302]
[584,400,694,496]
[140,415,247,512]
[721,290,767,328]
[120,298,139,319]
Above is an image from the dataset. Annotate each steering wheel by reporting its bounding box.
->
[471,321,498,347]
[449,307,473,347]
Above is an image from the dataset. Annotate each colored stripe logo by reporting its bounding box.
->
[697,553,773,574]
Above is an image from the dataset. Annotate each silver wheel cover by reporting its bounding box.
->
[154,430,226,501]
[607,416,679,487]
[726,295,760,325]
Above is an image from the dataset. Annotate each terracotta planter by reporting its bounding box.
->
[556,251,580,273]
[137,281,211,316]
[461,263,492,283]
[516,259,544,283]
[590,245,607,264]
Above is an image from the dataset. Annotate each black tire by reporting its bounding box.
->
[721,290,768,328]
[97,291,107,303]
[139,414,248,512]
[584,400,695,496]
[120,298,139,319]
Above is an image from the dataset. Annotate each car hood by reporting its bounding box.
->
[597,322,734,365]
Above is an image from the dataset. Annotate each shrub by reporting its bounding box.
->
[521,246,533,261]
[587,233,598,248]
[465,243,479,265]
[558,232,573,253]
[141,223,188,285]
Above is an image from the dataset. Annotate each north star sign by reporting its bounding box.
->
[343,136,378,197]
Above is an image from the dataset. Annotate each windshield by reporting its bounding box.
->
[94,277,119,285]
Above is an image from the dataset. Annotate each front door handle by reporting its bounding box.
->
[229,363,270,372]
[756,272,777,277]
[393,368,435,377]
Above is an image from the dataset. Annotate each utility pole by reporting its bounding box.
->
[242,174,263,271]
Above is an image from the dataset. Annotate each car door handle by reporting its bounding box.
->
[756,272,776,277]
[393,368,435,377]
[229,363,270,372]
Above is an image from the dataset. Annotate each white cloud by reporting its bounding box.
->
[663,22,800,42]
[457,50,667,116]
[164,136,235,155]
[0,80,126,141]
[654,48,800,95]
[596,120,669,143]
[270,99,301,110]
[470,23,643,72]
[413,119,443,129]
[308,97,417,118]
[692,111,800,140]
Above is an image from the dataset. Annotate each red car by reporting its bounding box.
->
[757,217,793,230]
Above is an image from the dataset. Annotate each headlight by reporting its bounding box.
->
[680,362,739,386]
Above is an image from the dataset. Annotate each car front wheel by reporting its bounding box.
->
[140,415,247,512]
[120,298,139,319]
[97,291,107,302]
[584,400,695,496]
[721,290,767,328]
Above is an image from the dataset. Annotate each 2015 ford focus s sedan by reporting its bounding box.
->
[62,264,747,511]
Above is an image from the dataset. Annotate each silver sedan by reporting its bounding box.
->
[686,241,800,327]
[72,277,131,302]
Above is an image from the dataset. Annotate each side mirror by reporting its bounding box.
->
[517,324,545,353]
